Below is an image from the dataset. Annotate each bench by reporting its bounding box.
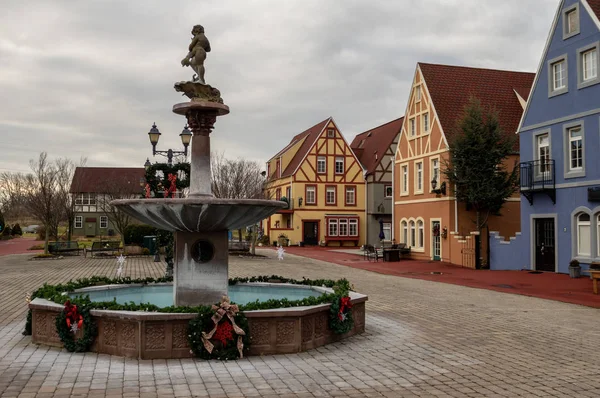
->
[590,270,600,294]
[84,241,122,258]
[363,244,383,262]
[47,241,82,255]
[397,243,411,256]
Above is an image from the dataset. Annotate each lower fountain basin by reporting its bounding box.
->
[69,283,326,307]
[110,198,287,232]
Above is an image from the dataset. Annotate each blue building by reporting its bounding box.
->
[490,0,600,273]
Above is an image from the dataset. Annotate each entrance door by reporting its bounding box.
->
[432,220,441,261]
[534,218,555,272]
[85,218,96,237]
[303,222,319,245]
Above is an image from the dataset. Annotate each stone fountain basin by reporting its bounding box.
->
[110,198,286,232]
[28,283,367,359]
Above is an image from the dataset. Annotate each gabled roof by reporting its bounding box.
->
[351,117,403,176]
[419,63,534,147]
[277,117,331,178]
[70,167,145,194]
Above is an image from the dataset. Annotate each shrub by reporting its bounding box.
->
[36,225,46,240]
[259,235,270,246]
[2,224,11,236]
[11,223,22,236]
[569,259,580,268]
[123,224,156,245]
[142,247,150,255]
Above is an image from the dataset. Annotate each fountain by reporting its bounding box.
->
[27,25,367,359]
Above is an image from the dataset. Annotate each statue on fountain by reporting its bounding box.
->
[175,24,224,103]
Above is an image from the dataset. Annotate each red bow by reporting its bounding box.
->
[338,296,352,320]
[145,183,151,198]
[64,300,83,331]
[163,173,178,198]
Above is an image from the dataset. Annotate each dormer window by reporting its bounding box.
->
[548,55,568,98]
[563,4,580,39]
[327,128,335,138]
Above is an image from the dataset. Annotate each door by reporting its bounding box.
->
[303,222,319,245]
[432,221,441,261]
[85,218,96,237]
[534,218,555,272]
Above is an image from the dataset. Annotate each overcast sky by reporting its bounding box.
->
[0,0,557,173]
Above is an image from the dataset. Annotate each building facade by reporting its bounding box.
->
[491,0,600,273]
[394,63,534,266]
[264,118,366,246]
[70,167,145,237]
[351,118,403,245]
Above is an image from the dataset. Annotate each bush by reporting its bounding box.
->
[259,235,270,246]
[36,225,45,240]
[123,224,156,245]
[142,248,150,255]
[11,223,22,236]
[2,224,11,236]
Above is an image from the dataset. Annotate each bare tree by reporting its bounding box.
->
[55,157,87,241]
[96,183,139,246]
[211,152,266,254]
[0,171,30,222]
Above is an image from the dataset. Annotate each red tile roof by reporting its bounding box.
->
[70,167,145,194]
[279,118,331,178]
[587,0,600,21]
[419,63,534,148]
[351,117,403,176]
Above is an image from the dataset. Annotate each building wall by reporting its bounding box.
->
[72,212,116,237]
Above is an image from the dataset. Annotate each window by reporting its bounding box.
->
[305,186,316,204]
[286,218,291,228]
[563,4,580,39]
[276,160,281,178]
[409,220,416,247]
[401,165,408,194]
[548,55,568,97]
[100,216,108,229]
[410,118,416,137]
[383,222,392,241]
[349,219,358,236]
[335,157,344,174]
[345,186,355,205]
[415,161,423,193]
[327,128,335,138]
[568,126,583,170]
[582,49,597,81]
[75,193,96,206]
[423,113,429,133]
[328,219,338,236]
[431,158,439,189]
[286,186,291,199]
[415,85,421,101]
[597,215,600,257]
[385,185,392,198]
[317,156,326,173]
[326,186,336,205]
[577,213,591,257]
[401,221,408,244]
[339,219,348,236]
[417,220,424,249]
[75,216,83,229]
[276,188,281,200]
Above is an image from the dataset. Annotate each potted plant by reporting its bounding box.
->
[569,259,581,278]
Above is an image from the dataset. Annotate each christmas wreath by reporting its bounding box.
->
[329,279,354,334]
[432,224,440,237]
[188,297,250,360]
[55,300,97,352]
[144,162,190,198]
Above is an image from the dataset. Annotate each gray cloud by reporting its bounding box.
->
[0,0,557,173]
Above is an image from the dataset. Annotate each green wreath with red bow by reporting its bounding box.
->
[55,300,97,352]
[329,279,354,334]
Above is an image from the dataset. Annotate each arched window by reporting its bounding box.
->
[577,213,591,256]
[401,221,408,244]
[417,220,424,248]
[597,215,600,257]
[409,220,416,247]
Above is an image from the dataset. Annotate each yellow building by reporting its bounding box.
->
[263,117,366,247]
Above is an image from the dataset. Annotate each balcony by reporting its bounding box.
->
[519,160,556,205]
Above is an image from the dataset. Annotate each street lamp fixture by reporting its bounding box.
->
[147,122,191,165]
[431,178,447,196]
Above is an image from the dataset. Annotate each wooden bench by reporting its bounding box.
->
[47,241,82,255]
[590,270,600,294]
[84,241,122,258]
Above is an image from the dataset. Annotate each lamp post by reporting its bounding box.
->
[147,123,192,165]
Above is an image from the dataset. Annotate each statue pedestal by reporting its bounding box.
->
[174,230,228,306]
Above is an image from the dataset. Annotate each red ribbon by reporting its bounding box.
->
[64,300,83,331]
[338,296,352,320]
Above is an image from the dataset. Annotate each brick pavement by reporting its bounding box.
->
[0,250,600,397]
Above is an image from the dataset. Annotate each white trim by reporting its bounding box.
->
[419,65,450,149]
[395,196,456,205]
[582,0,600,31]
[430,218,443,260]
[416,217,425,251]
[290,118,330,177]
[414,160,424,194]
[74,216,83,229]
[400,162,409,196]
[428,155,441,193]
[99,216,108,229]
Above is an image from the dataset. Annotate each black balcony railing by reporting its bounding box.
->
[519,160,556,205]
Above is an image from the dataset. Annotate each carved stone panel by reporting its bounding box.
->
[121,323,136,350]
[353,303,365,327]
[172,324,188,349]
[301,317,314,343]
[276,321,295,345]
[250,320,270,346]
[104,321,117,347]
[145,324,166,350]
[314,314,328,339]
[34,312,48,338]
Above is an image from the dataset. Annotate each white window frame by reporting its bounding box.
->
[583,49,597,81]
[345,186,355,205]
[597,215,600,257]
[568,126,583,171]
[577,42,600,89]
[577,213,591,257]
[423,112,429,133]
[548,55,568,98]
[75,216,83,229]
[326,186,336,205]
[415,85,421,102]
[328,219,338,237]
[100,216,108,229]
[317,156,326,174]
[384,185,392,198]
[410,118,416,137]
[430,157,440,192]
[383,222,392,241]
[409,220,416,247]
[417,219,424,249]
[414,161,423,194]
[335,157,344,174]
[563,121,585,179]
[327,128,335,138]
[563,3,580,40]
[400,164,409,196]
[401,220,408,244]
[349,219,358,237]
[339,219,348,236]
[306,186,316,204]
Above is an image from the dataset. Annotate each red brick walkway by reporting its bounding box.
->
[278,246,600,308]
[0,237,43,256]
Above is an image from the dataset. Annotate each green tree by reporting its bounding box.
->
[443,97,519,238]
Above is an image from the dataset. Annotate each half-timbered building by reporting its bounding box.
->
[264,117,366,246]
[394,63,534,266]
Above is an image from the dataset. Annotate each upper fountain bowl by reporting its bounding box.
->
[110,197,286,232]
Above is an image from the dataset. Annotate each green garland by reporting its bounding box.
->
[187,305,251,360]
[55,306,97,352]
[328,279,354,334]
[144,162,190,198]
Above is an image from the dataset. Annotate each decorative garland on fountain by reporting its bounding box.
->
[188,296,250,360]
[54,300,98,352]
[328,279,354,334]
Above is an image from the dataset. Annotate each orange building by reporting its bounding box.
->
[264,117,366,247]
[393,63,534,267]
